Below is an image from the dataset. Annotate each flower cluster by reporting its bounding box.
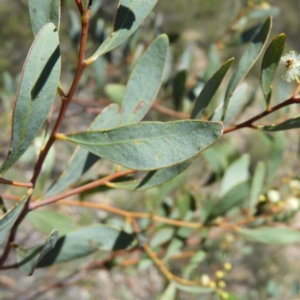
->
[280,51,300,83]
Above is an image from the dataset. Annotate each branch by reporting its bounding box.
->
[0,178,33,188]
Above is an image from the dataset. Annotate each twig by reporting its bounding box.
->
[0,178,33,188]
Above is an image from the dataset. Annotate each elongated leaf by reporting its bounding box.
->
[238,226,300,245]
[191,58,234,119]
[150,227,175,248]
[174,283,213,294]
[160,282,177,300]
[105,84,125,105]
[107,160,191,190]
[121,34,168,124]
[58,121,223,171]
[37,224,136,266]
[248,162,266,214]
[222,17,271,120]
[210,83,248,124]
[219,154,250,197]
[0,24,61,176]
[27,210,77,236]
[261,34,286,108]
[258,115,300,131]
[46,104,121,197]
[29,0,60,36]
[15,230,58,275]
[0,195,29,244]
[209,181,250,220]
[91,0,157,60]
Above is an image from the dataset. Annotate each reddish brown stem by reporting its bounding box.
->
[223,97,300,134]
[0,5,92,267]
[30,170,136,210]
[75,0,84,15]
[0,178,33,188]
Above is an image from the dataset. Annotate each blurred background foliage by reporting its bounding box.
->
[1,1,300,300]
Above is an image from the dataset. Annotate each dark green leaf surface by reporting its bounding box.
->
[210,83,248,124]
[0,195,29,244]
[46,104,121,197]
[61,121,223,171]
[121,34,169,124]
[105,84,125,105]
[222,17,271,120]
[27,210,77,236]
[191,58,234,119]
[29,0,60,36]
[16,230,58,275]
[37,224,136,266]
[209,181,250,220]
[0,24,61,176]
[259,115,300,131]
[107,160,192,190]
[91,0,157,59]
[219,154,250,197]
[248,162,266,214]
[238,226,300,245]
[261,34,286,108]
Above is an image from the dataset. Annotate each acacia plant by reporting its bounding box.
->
[1,0,300,299]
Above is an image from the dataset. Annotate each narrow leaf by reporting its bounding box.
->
[191,58,234,119]
[15,230,58,275]
[0,24,61,176]
[59,121,223,171]
[121,34,169,124]
[29,0,60,36]
[27,210,77,236]
[210,83,248,124]
[219,154,250,197]
[238,226,300,245]
[261,34,286,108]
[248,162,266,214]
[160,282,177,300]
[46,104,121,197]
[209,181,250,220]
[0,194,29,244]
[222,17,271,120]
[107,160,192,190]
[174,283,213,294]
[37,224,136,266]
[91,0,157,59]
[258,115,300,131]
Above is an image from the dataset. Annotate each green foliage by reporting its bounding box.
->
[1,1,300,299]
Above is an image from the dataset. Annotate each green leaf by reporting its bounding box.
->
[248,162,266,214]
[150,227,175,248]
[261,34,286,108]
[191,58,234,119]
[219,154,250,197]
[172,70,186,111]
[160,282,177,300]
[210,83,248,124]
[266,132,285,185]
[0,24,61,176]
[37,224,136,267]
[258,115,300,131]
[0,195,29,245]
[107,160,191,190]
[121,34,169,124]
[209,181,250,220]
[26,210,77,236]
[174,283,213,294]
[60,121,223,171]
[46,104,121,197]
[105,84,125,105]
[29,0,60,36]
[222,17,271,120]
[15,230,58,275]
[238,226,300,245]
[91,0,157,59]
[247,7,280,19]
